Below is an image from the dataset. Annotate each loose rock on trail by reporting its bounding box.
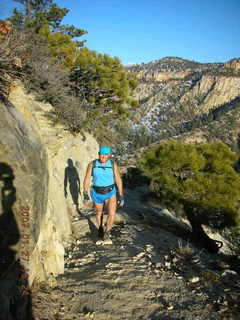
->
[32,187,240,320]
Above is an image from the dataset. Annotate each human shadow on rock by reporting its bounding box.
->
[64,159,81,210]
[0,162,33,320]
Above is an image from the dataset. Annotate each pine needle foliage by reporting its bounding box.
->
[7,0,139,137]
[139,141,240,229]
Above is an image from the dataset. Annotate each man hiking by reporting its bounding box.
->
[83,146,124,243]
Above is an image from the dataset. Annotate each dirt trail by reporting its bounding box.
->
[32,187,240,320]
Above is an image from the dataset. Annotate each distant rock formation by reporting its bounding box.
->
[127,57,240,148]
[225,58,240,72]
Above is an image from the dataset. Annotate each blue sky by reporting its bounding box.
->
[1,0,240,65]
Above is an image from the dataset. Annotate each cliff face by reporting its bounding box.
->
[137,71,188,82]
[0,82,98,295]
[179,74,240,115]
[126,57,240,148]
[0,96,48,318]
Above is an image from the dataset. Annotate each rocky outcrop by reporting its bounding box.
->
[137,71,189,82]
[0,80,99,313]
[6,82,99,285]
[0,96,48,318]
[225,58,240,72]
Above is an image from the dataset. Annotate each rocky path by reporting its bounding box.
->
[32,188,240,320]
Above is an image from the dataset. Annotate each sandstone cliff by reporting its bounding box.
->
[0,81,99,291]
[127,57,240,148]
[179,74,240,116]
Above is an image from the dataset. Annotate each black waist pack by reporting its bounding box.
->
[93,184,115,194]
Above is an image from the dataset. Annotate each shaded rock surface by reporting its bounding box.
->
[6,82,99,285]
[0,82,99,318]
[0,98,45,319]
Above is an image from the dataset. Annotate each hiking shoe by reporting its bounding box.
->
[96,239,104,246]
[103,231,112,244]
[98,226,104,240]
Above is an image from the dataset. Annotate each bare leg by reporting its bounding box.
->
[105,195,117,232]
[95,203,104,227]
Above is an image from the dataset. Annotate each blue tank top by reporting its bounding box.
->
[92,160,115,187]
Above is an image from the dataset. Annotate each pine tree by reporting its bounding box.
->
[11,0,86,41]
[8,0,138,136]
[139,141,240,253]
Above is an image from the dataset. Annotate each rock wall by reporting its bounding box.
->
[0,82,99,291]
[0,96,48,318]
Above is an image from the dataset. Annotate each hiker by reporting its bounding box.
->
[83,146,124,241]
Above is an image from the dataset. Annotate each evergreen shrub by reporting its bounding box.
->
[139,141,240,229]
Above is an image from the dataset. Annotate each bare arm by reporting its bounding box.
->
[114,163,123,197]
[83,162,93,194]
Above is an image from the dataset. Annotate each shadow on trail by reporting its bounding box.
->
[59,175,239,320]
[122,185,192,241]
[76,207,98,241]
[122,165,225,255]
[122,168,192,241]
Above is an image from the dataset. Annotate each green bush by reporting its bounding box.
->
[139,141,240,229]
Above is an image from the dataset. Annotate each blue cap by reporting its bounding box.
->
[99,146,111,155]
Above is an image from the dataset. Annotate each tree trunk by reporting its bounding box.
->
[185,206,220,254]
